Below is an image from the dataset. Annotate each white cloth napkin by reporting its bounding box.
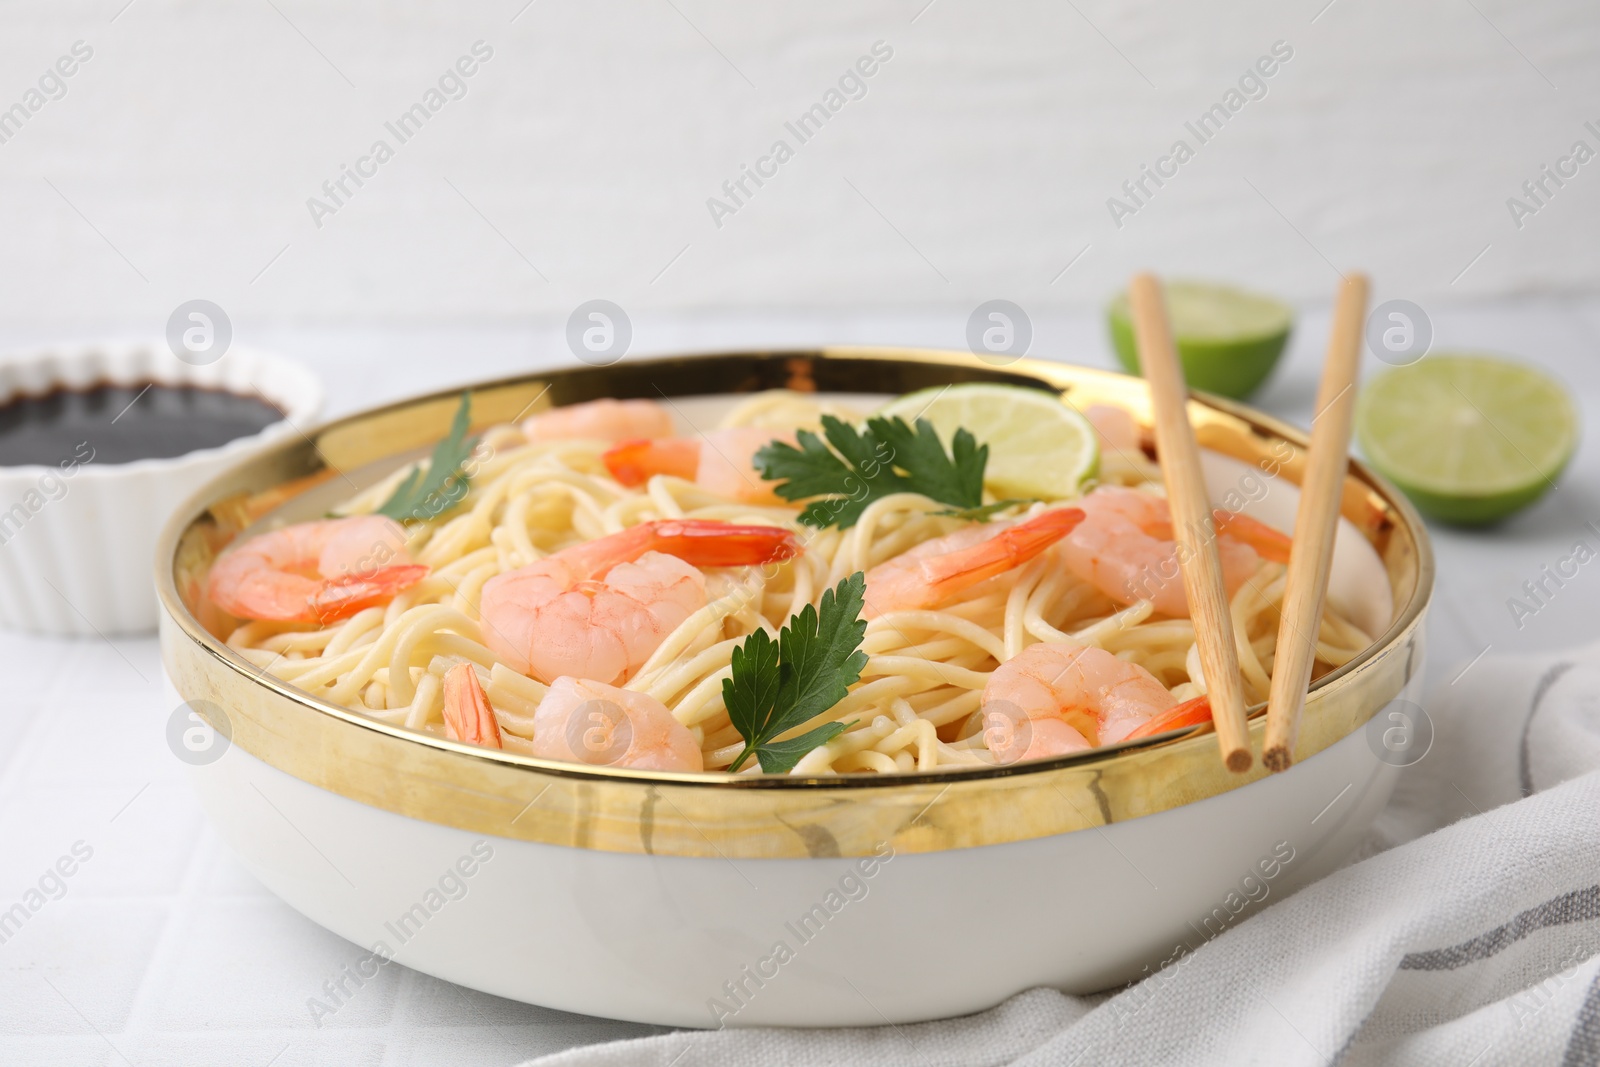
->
[519,641,1600,1067]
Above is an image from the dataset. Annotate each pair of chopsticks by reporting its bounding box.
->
[1129,272,1369,773]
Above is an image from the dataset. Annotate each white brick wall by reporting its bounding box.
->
[0,0,1595,328]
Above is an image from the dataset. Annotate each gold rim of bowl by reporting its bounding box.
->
[156,347,1434,859]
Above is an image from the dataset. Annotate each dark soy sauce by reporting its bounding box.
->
[0,383,284,466]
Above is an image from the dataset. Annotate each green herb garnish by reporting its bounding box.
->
[724,572,869,774]
[754,414,987,529]
[376,393,479,523]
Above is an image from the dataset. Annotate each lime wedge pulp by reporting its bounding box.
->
[877,383,1099,501]
[1355,354,1578,525]
[1108,280,1294,400]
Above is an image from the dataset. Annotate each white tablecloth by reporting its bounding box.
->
[2,305,1597,1065]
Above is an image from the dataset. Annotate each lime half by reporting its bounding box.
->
[1108,280,1293,399]
[1356,354,1578,525]
[877,383,1098,501]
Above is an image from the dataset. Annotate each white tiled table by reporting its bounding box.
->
[2,304,1596,1066]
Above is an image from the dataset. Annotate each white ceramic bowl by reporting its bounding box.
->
[180,712,1408,1028]
[157,350,1431,1027]
[0,340,321,635]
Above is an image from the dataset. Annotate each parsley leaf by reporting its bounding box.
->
[753,415,988,529]
[871,415,986,509]
[376,393,479,523]
[724,572,869,774]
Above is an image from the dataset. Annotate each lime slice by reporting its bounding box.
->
[877,383,1098,500]
[1356,354,1578,525]
[1108,280,1293,399]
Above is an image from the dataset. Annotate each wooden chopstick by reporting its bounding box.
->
[1263,273,1370,772]
[1128,274,1253,773]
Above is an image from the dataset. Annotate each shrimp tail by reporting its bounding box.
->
[442,662,503,748]
[604,438,699,487]
[309,563,430,624]
[642,519,801,566]
[1124,695,1213,740]
[923,507,1086,595]
[1213,511,1293,565]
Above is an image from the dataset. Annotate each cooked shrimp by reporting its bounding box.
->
[1056,486,1291,617]
[1085,403,1142,454]
[1124,694,1213,740]
[442,663,502,749]
[531,676,702,771]
[479,519,800,686]
[603,428,796,504]
[521,398,675,444]
[980,641,1177,762]
[862,508,1085,619]
[207,515,428,624]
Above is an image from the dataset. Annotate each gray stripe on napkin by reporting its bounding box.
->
[1399,886,1600,972]
[1521,662,1575,797]
[1563,969,1600,1067]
